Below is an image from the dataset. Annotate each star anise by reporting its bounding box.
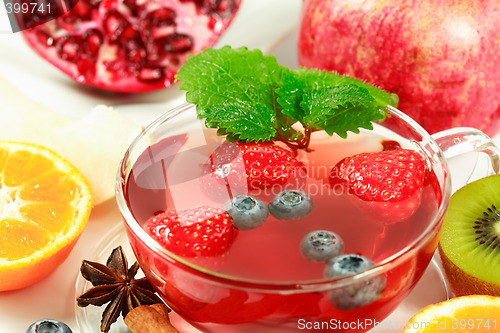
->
[77,246,164,333]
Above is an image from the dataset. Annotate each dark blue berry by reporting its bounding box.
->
[300,230,344,262]
[226,195,269,230]
[268,190,313,220]
[323,254,386,310]
[324,254,373,277]
[26,319,73,333]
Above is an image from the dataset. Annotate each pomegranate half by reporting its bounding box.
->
[18,0,241,93]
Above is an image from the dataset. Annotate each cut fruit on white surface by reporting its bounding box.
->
[0,76,142,205]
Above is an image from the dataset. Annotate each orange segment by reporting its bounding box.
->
[18,202,75,234]
[0,141,92,291]
[2,148,54,187]
[0,218,50,260]
[403,295,500,333]
[18,169,81,202]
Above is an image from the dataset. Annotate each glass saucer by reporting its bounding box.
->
[75,222,451,333]
[75,222,201,333]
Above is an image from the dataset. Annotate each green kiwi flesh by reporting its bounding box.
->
[439,174,500,295]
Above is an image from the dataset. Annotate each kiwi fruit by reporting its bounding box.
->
[438,174,500,297]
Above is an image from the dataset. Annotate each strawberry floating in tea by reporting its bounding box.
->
[211,141,306,191]
[201,141,307,201]
[144,206,236,259]
[330,148,426,224]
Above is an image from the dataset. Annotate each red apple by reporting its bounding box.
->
[297,0,500,136]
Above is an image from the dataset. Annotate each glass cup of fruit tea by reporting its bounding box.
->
[116,47,500,333]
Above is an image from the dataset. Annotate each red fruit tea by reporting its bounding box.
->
[123,126,443,333]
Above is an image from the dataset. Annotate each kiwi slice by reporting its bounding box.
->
[438,174,500,296]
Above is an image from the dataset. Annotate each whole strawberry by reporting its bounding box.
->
[144,206,236,258]
[329,149,426,223]
[202,141,306,199]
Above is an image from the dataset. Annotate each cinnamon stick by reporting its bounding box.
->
[124,303,179,333]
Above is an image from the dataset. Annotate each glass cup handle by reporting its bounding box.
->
[431,127,500,185]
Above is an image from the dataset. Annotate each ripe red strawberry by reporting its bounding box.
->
[202,141,306,199]
[241,141,307,190]
[144,206,236,258]
[329,149,426,223]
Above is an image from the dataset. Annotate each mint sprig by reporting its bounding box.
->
[175,46,398,149]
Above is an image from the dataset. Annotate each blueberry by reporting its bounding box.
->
[324,254,386,310]
[26,319,73,333]
[268,190,313,220]
[324,254,374,278]
[300,230,344,262]
[226,195,269,230]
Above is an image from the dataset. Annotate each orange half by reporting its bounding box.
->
[403,295,500,333]
[0,141,92,291]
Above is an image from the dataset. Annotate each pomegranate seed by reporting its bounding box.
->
[138,67,165,82]
[121,24,139,42]
[141,8,177,39]
[126,39,147,68]
[213,0,236,17]
[56,36,82,61]
[150,7,177,22]
[103,10,140,46]
[182,0,236,17]
[160,33,193,53]
[103,11,120,33]
[123,0,143,15]
[103,11,128,39]
[146,33,193,66]
[36,30,54,47]
[83,29,103,58]
[99,0,119,11]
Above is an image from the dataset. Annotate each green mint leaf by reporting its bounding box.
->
[175,46,288,142]
[277,68,397,138]
[279,68,398,109]
[198,104,276,142]
[175,45,286,109]
[300,85,385,138]
[275,70,306,121]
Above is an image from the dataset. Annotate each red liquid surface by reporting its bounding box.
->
[124,131,443,333]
